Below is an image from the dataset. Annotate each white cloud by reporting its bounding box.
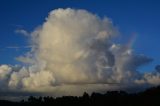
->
[0,8,159,97]
[0,65,11,80]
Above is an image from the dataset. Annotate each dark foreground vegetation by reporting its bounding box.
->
[1,86,160,106]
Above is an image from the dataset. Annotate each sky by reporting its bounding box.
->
[0,0,160,71]
[0,0,160,100]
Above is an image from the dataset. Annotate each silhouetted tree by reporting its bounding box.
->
[1,85,160,106]
[82,92,89,100]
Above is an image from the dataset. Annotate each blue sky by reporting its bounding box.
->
[0,0,160,72]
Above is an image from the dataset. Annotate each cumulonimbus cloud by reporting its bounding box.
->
[0,8,160,97]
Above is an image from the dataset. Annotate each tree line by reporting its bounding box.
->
[1,86,160,106]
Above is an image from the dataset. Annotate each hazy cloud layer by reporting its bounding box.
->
[0,8,159,97]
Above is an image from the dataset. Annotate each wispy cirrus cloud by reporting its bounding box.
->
[6,46,32,49]
[15,29,30,36]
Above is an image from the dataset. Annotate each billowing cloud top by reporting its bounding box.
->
[0,8,160,97]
